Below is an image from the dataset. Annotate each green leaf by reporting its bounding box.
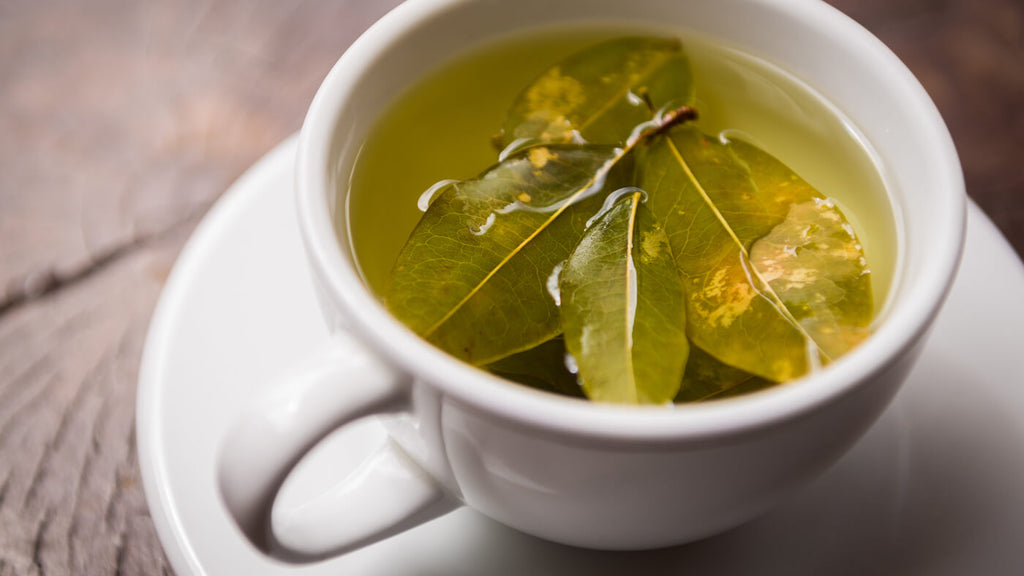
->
[559,190,688,404]
[501,37,694,148]
[674,345,773,403]
[638,126,872,381]
[487,336,584,399]
[387,144,631,365]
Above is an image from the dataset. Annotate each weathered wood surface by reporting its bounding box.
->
[0,1,1020,574]
[0,2,401,574]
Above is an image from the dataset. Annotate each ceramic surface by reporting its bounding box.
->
[139,138,1024,575]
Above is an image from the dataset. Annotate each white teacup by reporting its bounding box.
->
[218,0,965,561]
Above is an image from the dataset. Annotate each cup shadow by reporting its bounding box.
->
[389,355,1024,576]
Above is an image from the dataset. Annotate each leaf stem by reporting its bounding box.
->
[654,106,699,135]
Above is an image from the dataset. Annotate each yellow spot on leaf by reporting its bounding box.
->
[639,230,667,264]
[534,115,574,141]
[528,147,556,170]
[517,192,532,203]
[525,67,585,116]
[694,268,757,328]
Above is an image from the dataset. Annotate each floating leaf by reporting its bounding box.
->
[559,190,688,404]
[501,37,694,148]
[674,345,772,403]
[487,336,584,399]
[387,145,632,365]
[638,126,872,381]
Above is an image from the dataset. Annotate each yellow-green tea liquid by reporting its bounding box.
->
[346,27,897,316]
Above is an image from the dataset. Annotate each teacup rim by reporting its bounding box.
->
[296,0,966,444]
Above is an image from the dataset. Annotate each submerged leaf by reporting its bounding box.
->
[559,190,687,404]
[487,336,584,399]
[727,137,874,358]
[674,345,773,403]
[748,198,873,358]
[501,37,694,148]
[638,126,872,381]
[387,145,631,365]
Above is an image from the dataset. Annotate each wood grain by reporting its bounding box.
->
[0,1,1020,574]
[0,1,400,574]
[0,230,184,576]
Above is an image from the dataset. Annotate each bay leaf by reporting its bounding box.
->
[674,345,773,403]
[487,336,584,399]
[387,144,632,365]
[501,37,694,149]
[559,190,688,404]
[638,126,872,381]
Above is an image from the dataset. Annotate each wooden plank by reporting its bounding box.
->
[0,0,400,309]
[0,1,400,574]
[0,228,186,576]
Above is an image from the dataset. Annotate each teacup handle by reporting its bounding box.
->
[217,331,451,561]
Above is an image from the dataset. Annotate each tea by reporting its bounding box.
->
[345,28,897,403]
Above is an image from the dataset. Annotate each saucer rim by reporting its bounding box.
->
[137,135,300,576]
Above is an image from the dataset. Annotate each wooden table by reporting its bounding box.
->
[0,1,1020,574]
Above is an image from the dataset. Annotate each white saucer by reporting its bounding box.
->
[138,137,1024,575]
